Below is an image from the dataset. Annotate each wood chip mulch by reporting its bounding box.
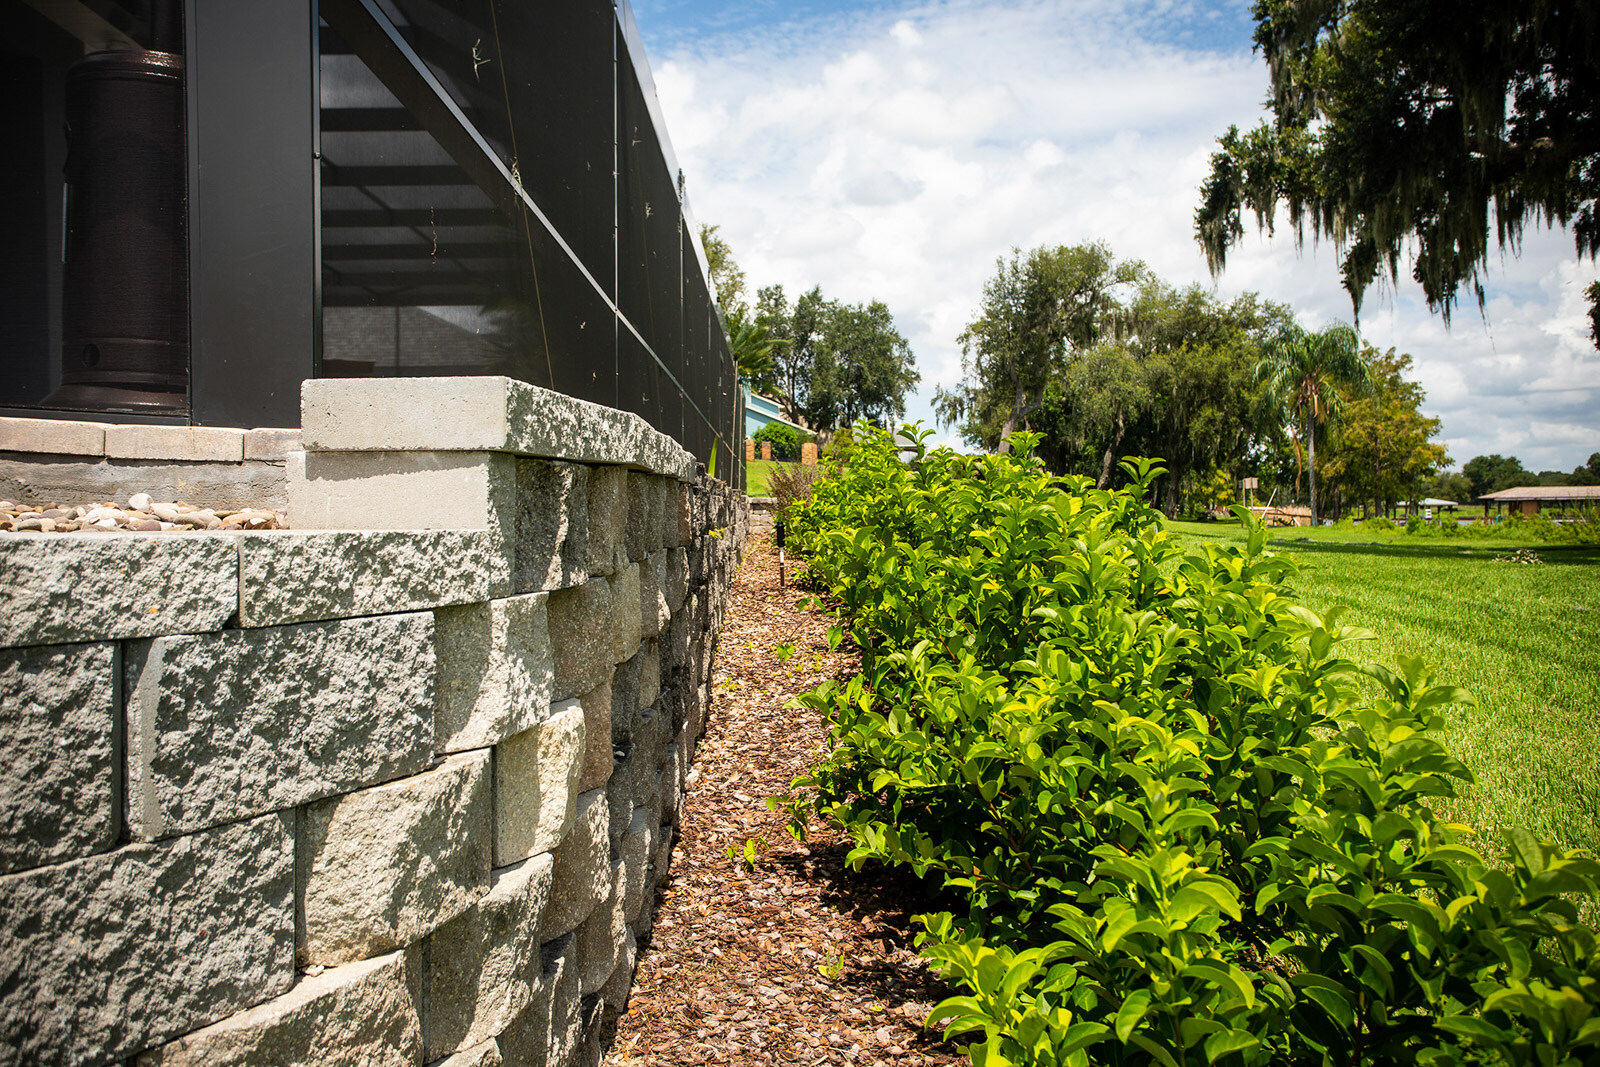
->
[605,529,969,1067]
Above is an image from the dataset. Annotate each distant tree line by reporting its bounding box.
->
[701,225,918,435]
[936,240,1590,520]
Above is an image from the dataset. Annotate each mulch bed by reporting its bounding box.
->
[606,530,968,1067]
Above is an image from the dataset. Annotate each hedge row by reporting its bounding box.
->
[781,427,1600,1067]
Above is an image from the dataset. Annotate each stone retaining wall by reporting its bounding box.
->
[0,378,749,1067]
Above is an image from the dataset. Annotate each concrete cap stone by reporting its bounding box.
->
[300,377,694,480]
[0,415,106,457]
[242,428,303,462]
[105,425,247,462]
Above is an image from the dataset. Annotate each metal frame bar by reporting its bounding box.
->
[320,0,729,449]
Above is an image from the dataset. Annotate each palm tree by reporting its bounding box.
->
[1255,323,1370,523]
[724,306,787,385]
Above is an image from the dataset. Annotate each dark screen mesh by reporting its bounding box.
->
[316,2,739,480]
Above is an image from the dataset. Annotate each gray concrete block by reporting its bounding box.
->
[600,924,638,1016]
[664,547,689,614]
[137,951,420,1067]
[608,642,661,747]
[0,532,237,649]
[513,458,588,593]
[574,679,614,793]
[288,450,515,597]
[619,807,655,924]
[544,789,610,937]
[237,529,493,627]
[640,550,670,637]
[575,860,628,995]
[0,414,106,456]
[126,613,435,840]
[623,472,656,563]
[0,813,295,1066]
[0,455,291,514]
[438,1039,502,1067]
[609,562,643,668]
[494,706,585,866]
[546,575,613,699]
[585,465,629,576]
[496,933,577,1067]
[605,732,664,847]
[0,642,118,873]
[300,752,492,966]
[435,593,553,754]
[425,853,554,1060]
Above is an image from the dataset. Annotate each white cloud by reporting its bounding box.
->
[644,0,1600,470]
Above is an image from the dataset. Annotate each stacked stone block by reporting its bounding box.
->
[0,378,748,1067]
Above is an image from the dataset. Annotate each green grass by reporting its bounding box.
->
[746,458,797,497]
[1166,519,1600,858]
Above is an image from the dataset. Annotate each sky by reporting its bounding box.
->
[627,0,1600,473]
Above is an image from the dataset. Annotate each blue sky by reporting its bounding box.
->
[627,0,1600,472]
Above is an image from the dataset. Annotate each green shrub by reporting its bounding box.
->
[783,426,1600,1067]
[753,422,810,461]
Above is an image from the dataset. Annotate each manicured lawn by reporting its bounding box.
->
[1166,520,1600,857]
[745,459,797,497]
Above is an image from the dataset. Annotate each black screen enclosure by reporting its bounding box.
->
[0,0,743,484]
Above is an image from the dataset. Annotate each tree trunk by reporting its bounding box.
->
[1307,415,1318,524]
[1166,466,1181,518]
[1096,411,1125,489]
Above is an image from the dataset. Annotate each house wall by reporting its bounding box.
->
[0,378,748,1067]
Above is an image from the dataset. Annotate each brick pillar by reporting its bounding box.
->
[760,441,771,461]
[800,442,818,466]
[744,438,754,462]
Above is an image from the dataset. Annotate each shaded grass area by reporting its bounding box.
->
[1167,520,1600,857]
[746,459,797,497]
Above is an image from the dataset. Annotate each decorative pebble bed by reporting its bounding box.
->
[0,493,286,533]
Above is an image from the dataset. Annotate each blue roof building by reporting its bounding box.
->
[744,386,805,438]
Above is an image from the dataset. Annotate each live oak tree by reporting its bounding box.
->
[1318,346,1450,517]
[935,242,1147,452]
[1195,0,1600,341]
[754,284,919,432]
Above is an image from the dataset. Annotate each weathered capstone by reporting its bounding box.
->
[585,465,629,576]
[236,529,492,627]
[494,705,585,866]
[434,593,554,753]
[125,613,435,840]
[619,807,655,923]
[609,562,643,667]
[544,788,611,937]
[425,853,555,1060]
[300,752,491,966]
[0,813,295,1066]
[664,547,689,614]
[137,951,420,1067]
[0,532,236,649]
[546,575,613,699]
[0,642,117,873]
[574,680,614,793]
[513,458,588,593]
